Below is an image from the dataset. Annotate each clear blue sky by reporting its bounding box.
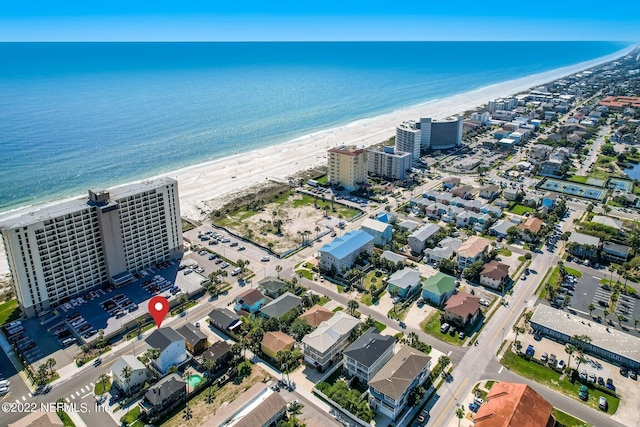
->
[1,1,638,42]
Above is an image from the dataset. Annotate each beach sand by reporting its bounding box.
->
[0,45,635,276]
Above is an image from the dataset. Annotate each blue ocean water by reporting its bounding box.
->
[0,42,630,212]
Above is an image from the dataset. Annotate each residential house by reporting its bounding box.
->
[235,289,268,314]
[176,323,208,355]
[443,292,481,327]
[592,215,622,231]
[602,241,631,263]
[318,230,374,274]
[375,212,395,223]
[299,305,334,328]
[259,292,302,320]
[541,193,557,210]
[343,327,395,384]
[567,232,600,258]
[503,188,520,201]
[142,373,187,417]
[489,219,514,239]
[481,204,502,217]
[463,199,484,212]
[474,382,555,427]
[518,217,544,242]
[421,272,457,306]
[408,224,441,254]
[261,331,295,361]
[197,341,232,374]
[425,203,447,219]
[441,206,465,223]
[479,185,500,200]
[539,159,563,176]
[302,311,360,371]
[480,261,510,290]
[435,192,454,205]
[145,328,188,375]
[381,250,407,267]
[529,144,553,161]
[442,177,460,189]
[360,218,393,246]
[368,346,432,420]
[112,355,147,394]
[473,213,493,232]
[397,219,422,232]
[386,267,422,299]
[208,388,287,427]
[523,192,541,208]
[456,236,491,269]
[256,277,288,299]
[424,237,462,265]
[451,185,474,199]
[208,308,242,333]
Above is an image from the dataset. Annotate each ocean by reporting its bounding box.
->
[0,41,630,213]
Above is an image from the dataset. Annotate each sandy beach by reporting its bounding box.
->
[0,45,635,276]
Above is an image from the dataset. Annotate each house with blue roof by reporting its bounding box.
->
[360,218,393,246]
[375,212,395,223]
[318,230,374,274]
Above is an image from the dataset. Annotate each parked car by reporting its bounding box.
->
[556,359,566,370]
[598,396,608,411]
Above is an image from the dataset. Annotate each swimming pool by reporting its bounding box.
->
[186,374,203,388]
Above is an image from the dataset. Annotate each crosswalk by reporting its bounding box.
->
[24,382,95,404]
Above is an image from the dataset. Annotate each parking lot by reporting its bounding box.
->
[563,262,640,334]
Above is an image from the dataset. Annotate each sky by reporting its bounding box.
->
[0,1,639,42]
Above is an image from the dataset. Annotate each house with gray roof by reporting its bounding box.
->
[112,355,147,395]
[368,346,432,420]
[343,327,395,384]
[397,219,421,232]
[602,241,631,262]
[442,206,465,223]
[386,267,422,299]
[257,277,288,298]
[176,323,208,355]
[302,311,360,371]
[145,327,188,375]
[424,237,462,264]
[567,232,600,258]
[408,224,441,254]
[208,308,241,332]
[142,373,186,417]
[259,292,303,320]
[592,215,622,231]
[489,219,513,238]
[381,250,407,267]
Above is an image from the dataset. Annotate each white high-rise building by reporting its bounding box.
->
[395,121,421,162]
[367,146,412,181]
[0,177,182,317]
[420,116,463,151]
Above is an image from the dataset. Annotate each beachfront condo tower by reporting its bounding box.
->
[419,116,463,152]
[0,177,182,317]
[395,121,421,163]
[327,145,368,190]
[367,146,412,181]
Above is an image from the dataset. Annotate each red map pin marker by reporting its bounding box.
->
[149,296,169,329]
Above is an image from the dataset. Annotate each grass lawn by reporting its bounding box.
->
[57,411,76,427]
[510,204,535,215]
[552,408,591,427]
[387,303,411,322]
[363,271,386,292]
[485,380,496,390]
[337,285,344,293]
[316,175,328,184]
[332,306,344,313]
[0,299,20,326]
[419,312,464,346]
[498,247,512,257]
[120,406,141,425]
[500,348,619,413]
[295,269,313,280]
[318,296,331,306]
[292,194,360,219]
[567,175,589,184]
[94,379,111,395]
[374,321,387,332]
[543,266,583,298]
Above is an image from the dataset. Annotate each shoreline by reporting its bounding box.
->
[0,44,635,275]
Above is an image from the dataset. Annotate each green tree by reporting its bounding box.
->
[347,299,359,316]
[46,357,57,379]
[121,366,133,397]
[407,386,426,407]
[289,318,312,342]
[588,303,595,317]
[275,265,283,278]
[238,361,252,378]
[97,372,110,396]
[456,406,465,427]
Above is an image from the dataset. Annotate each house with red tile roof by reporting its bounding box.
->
[474,382,554,427]
[444,291,481,327]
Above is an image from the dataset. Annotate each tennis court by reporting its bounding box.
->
[537,178,607,201]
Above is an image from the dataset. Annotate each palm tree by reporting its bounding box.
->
[121,366,132,397]
[603,309,610,323]
[408,332,419,347]
[288,400,304,420]
[36,364,48,385]
[635,318,639,330]
[564,344,576,370]
[588,303,595,317]
[315,226,321,240]
[512,325,525,350]
[438,355,451,376]
[456,406,465,427]
[617,314,625,327]
[144,347,160,366]
[275,265,283,278]
[347,299,359,316]
[97,372,109,396]
[46,357,57,379]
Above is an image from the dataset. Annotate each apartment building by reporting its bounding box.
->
[395,121,421,162]
[0,177,182,317]
[327,145,368,190]
[367,146,412,181]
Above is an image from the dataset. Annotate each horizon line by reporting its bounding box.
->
[0,40,638,43]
